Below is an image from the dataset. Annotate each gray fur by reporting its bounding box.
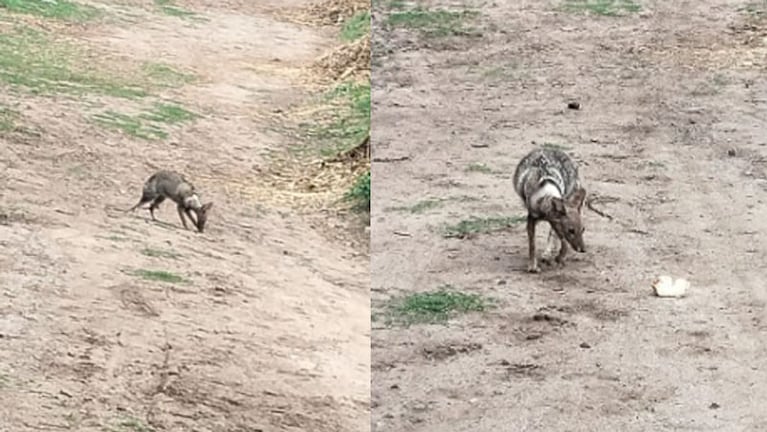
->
[513,148,586,273]
[127,170,214,233]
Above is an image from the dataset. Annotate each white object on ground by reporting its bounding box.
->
[653,275,689,297]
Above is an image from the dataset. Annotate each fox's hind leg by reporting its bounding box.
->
[149,196,166,221]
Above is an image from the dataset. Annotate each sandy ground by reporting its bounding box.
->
[371,0,767,431]
[0,1,369,431]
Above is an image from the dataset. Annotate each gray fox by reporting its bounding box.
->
[513,148,586,273]
[127,170,213,233]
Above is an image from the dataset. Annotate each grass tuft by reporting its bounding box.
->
[153,0,196,18]
[346,170,370,212]
[132,269,185,284]
[385,288,490,325]
[0,107,17,132]
[443,215,525,238]
[140,248,181,259]
[341,11,371,41]
[561,0,641,16]
[0,0,100,21]
[92,102,197,140]
[142,63,195,88]
[386,8,479,37]
[465,162,493,174]
[306,81,370,158]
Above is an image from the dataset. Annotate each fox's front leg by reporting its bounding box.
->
[176,204,190,230]
[526,215,540,273]
[555,234,569,265]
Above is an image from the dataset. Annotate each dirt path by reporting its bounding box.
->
[372,1,767,430]
[0,1,368,431]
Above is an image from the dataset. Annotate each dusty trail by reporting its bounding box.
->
[0,1,369,431]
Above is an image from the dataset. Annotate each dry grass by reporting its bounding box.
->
[306,33,370,84]
[282,0,369,26]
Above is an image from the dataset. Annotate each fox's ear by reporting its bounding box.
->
[570,187,586,211]
[202,202,214,212]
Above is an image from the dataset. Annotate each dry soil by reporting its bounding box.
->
[372,0,767,431]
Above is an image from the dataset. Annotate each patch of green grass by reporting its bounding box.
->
[92,102,197,140]
[112,417,155,432]
[384,288,490,325]
[0,0,100,21]
[142,62,195,88]
[0,107,17,132]
[386,8,479,37]
[93,111,168,140]
[443,215,525,238]
[465,162,493,174]
[153,0,196,18]
[390,198,444,214]
[0,27,147,98]
[561,0,641,16]
[132,269,185,284]
[345,170,370,212]
[141,103,198,124]
[141,248,181,259]
[342,11,370,41]
[307,81,370,157]
[387,0,407,9]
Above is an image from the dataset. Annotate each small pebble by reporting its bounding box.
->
[580,342,591,349]
[567,101,581,110]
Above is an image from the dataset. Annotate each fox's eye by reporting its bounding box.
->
[568,228,576,235]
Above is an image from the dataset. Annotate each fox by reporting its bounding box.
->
[126,170,213,233]
[513,148,586,273]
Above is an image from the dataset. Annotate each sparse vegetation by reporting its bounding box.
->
[142,62,196,88]
[384,288,491,325]
[92,103,197,140]
[465,162,493,174]
[113,416,155,432]
[561,0,641,16]
[0,0,100,21]
[140,248,181,259]
[443,215,525,238]
[386,8,479,37]
[0,107,17,132]
[341,11,370,41]
[307,81,370,157]
[390,198,444,214]
[346,170,371,212]
[153,0,196,18]
[0,27,146,98]
[131,269,186,284]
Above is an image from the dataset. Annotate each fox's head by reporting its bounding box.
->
[194,202,214,233]
[541,187,586,253]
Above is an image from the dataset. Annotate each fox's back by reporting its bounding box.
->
[146,170,195,202]
[513,148,580,204]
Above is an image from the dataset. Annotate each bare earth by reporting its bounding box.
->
[372,1,767,431]
[0,1,369,431]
